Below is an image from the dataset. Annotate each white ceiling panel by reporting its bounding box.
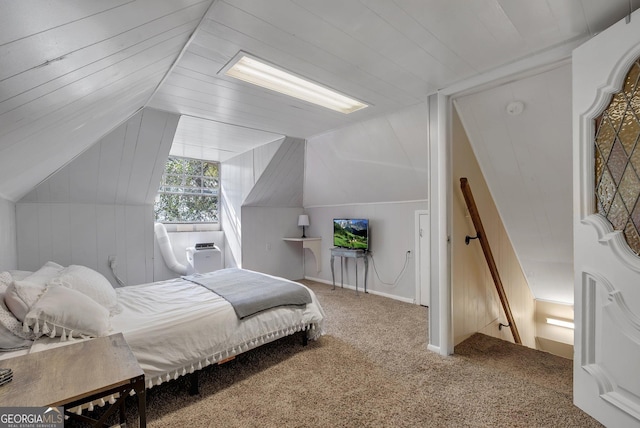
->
[171,115,284,162]
[0,1,131,44]
[0,0,214,200]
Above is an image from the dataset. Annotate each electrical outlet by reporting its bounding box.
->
[108,255,117,268]
[407,250,412,258]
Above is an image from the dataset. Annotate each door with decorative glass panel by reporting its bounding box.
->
[573,10,640,427]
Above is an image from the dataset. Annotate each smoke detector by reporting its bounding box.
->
[506,101,524,116]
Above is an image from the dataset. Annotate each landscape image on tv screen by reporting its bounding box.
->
[333,219,369,250]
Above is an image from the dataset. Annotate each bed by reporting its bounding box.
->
[0,263,326,396]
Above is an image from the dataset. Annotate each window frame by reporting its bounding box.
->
[154,155,220,224]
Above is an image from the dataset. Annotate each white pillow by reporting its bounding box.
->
[23,261,64,284]
[4,282,36,322]
[0,292,32,340]
[8,270,34,282]
[3,262,65,321]
[0,272,34,339]
[24,285,111,339]
[50,265,120,315]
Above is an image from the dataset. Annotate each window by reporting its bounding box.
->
[154,156,219,223]
[594,58,640,254]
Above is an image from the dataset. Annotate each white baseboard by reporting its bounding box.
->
[303,275,416,304]
[427,344,442,354]
[303,275,332,285]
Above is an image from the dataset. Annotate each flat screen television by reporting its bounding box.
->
[333,218,369,250]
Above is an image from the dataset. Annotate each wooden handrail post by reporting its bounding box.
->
[460,177,522,345]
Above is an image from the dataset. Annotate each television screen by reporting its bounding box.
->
[333,219,369,250]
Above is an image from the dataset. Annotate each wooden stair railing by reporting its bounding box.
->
[460,177,522,345]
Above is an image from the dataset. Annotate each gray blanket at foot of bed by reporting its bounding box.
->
[183,268,312,319]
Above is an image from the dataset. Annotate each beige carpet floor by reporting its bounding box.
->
[79,280,603,427]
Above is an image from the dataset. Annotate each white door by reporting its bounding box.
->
[573,11,640,427]
[416,211,430,306]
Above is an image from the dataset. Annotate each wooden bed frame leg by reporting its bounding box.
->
[189,372,199,396]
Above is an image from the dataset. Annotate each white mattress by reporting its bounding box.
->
[6,270,326,389]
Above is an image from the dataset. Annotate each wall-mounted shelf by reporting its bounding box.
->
[283,237,321,272]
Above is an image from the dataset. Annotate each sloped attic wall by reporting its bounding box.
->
[16,108,179,287]
[220,137,306,278]
[242,138,306,279]
[243,136,305,207]
[220,137,284,269]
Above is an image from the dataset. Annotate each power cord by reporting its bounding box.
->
[370,250,410,288]
[108,257,127,287]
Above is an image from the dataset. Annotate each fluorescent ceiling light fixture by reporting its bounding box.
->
[222,53,367,114]
[546,317,574,329]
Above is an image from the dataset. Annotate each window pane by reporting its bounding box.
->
[203,162,218,177]
[185,176,202,187]
[202,178,218,188]
[163,174,183,186]
[164,158,183,175]
[154,155,220,223]
[184,158,203,175]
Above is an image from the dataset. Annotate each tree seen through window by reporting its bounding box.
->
[154,156,219,223]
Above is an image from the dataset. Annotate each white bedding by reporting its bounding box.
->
[5,269,325,389]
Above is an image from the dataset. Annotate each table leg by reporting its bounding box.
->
[340,257,344,289]
[119,395,126,426]
[355,258,359,295]
[364,254,369,293]
[135,376,147,428]
[331,254,335,290]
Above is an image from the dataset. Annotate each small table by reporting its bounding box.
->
[331,247,369,294]
[0,333,146,427]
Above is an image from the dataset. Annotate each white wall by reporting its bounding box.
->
[221,136,306,276]
[241,206,304,280]
[0,197,17,271]
[305,103,429,206]
[304,103,429,302]
[220,138,283,268]
[16,108,179,285]
[16,203,153,286]
[535,300,573,359]
[304,202,426,301]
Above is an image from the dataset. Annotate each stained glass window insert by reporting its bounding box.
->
[594,59,640,255]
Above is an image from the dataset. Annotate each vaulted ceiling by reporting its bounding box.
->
[1,0,638,302]
[1,0,635,202]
